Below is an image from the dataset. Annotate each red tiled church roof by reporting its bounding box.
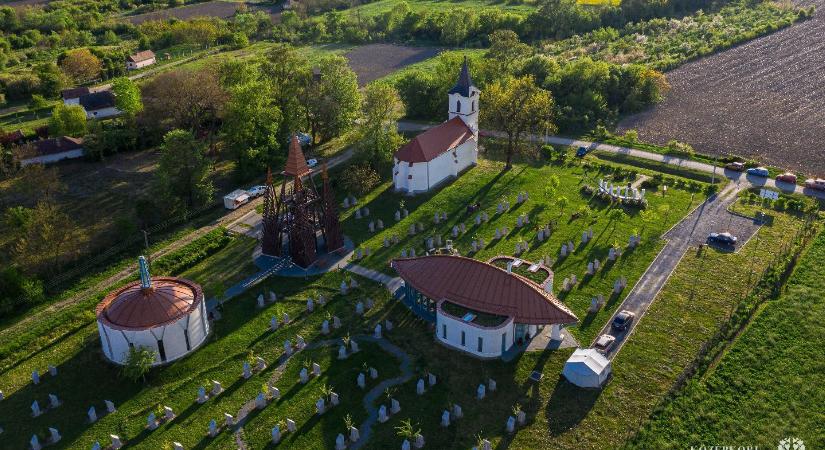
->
[96,277,204,331]
[392,255,578,325]
[394,117,474,163]
[283,134,310,177]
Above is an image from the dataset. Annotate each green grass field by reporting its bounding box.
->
[347,0,536,18]
[340,154,701,343]
[626,214,825,449]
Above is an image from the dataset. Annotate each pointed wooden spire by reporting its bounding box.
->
[283,135,310,178]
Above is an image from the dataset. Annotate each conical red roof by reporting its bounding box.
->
[284,135,310,177]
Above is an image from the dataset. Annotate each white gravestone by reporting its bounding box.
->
[296,335,306,350]
[441,410,450,427]
[286,419,297,433]
[378,405,388,423]
[31,435,42,450]
[88,406,97,423]
[32,370,40,385]
[225,413,234,427]
[336,434,346,450]
[338,345,347,360]
[110,435,123,450]
[49,393,59,408]
[477,384,486,400]
[48,428,61,444]
[331,392,340,406]
[357,373,366,389]
[105,400,116,413]
[351,340,359,353]
[48,365,57,377]
[453,403,463,419]
[173,443,183,450]
[333,316,342,328]
[271,426,281,444]
[402,440,411,450]
[488,378,497,392]
[316,397,325,415]
[356,302,364,315]
[31,400,41,417]
[164,406,175,421]
[198,386,207,404]
[299,368,309,384]
[212,380,223,396]
[147,412,158,430]
[208,419,217,437]
[391,398,400,414]
[256,393,266,410]
[256,356,266,371]
[416,379,425,395]
[321,320,330,335]
[312,362,321,377]
[307,298,314,312]
[350,426,360,442]
[370,367,378,379]
[506,416,516,433]
[428,373,437,386]
[269,385,280,400]
[374,324,382,339]
[242,362,252,379]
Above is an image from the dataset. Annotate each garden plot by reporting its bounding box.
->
[125,0,282,24]
[344,44,442,86]
[618,0,825,175]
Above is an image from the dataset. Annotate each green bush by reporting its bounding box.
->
[151,227,232,276]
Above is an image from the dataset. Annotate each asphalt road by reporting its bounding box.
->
[593,184,761,360]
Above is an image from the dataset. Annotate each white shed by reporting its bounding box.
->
[223,189,250,210]
[562,348,612,388]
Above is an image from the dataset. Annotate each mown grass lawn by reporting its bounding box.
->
[625,212,825,449]
[340,155,701,343]
[0,255,401,449]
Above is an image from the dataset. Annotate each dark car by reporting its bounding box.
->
[576,146,589,157]
[725,161,746,172]
[611,310,635,331]
[708,232,737,246]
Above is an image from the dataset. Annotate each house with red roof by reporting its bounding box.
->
[393,58,480,194]
[392,255,578,359]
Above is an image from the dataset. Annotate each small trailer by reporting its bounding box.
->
[224,189,250,210]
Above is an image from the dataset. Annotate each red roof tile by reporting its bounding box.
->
[283,134,310,177]
[96,277,204,331]
[394,117,474,163]
[392,255,577,325]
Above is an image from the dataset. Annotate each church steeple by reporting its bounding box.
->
[447,57,480,133]
[449,57,475,97]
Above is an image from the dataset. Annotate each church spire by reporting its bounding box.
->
[448,56,474,97]
[283,134,311,178]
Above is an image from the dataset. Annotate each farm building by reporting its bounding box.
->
[61,87,91,106]
[79,90,121,119]
[126,50,156,70]
[95,257,210,366]
[16,136,84,166]
[392,58,479,194]
[562,348,612,388]
[392,255,578,359]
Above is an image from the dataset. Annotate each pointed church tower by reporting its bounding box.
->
[448,57,480,134]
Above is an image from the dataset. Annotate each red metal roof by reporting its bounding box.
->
[96,277,204,331]
[283,134,310,177]
[392,255,577,325]
[394,117,474,163]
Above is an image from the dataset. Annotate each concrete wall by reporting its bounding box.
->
[20,149,84,167]
[98,301,209,366]
[435,306,514,358]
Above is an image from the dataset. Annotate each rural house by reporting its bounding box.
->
[392,58,479,194]
[79,90,121,119]
[16,136,84,166]
[126,50,156,70]
[61,87,91,106]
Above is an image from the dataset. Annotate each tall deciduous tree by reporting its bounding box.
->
[155,130,213,210]
[301,56,361,143]
[355,82,405,169]
[13,201,86,276]
[111,77,143,117]
[48,104,87,137]
[482,76,555,169]
[223,80,283,179]
[260,45,310,141]
[59,48,102,84]
[140,68,227,146]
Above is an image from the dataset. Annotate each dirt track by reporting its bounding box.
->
[619,0,825,175]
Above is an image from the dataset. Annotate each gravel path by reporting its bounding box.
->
[618,0,825,175]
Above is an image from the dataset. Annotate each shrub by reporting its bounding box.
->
[340,163,381,196]
[151,228,232,276]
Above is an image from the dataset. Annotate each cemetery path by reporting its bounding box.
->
[226,335,413,450]
[350,336,415,450]
[345,263,404,294]
[594,183,762,360]
[397,121,825,200]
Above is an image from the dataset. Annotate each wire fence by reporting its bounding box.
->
[43,199,223,290]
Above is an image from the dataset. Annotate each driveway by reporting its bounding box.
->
[592,184,761,360]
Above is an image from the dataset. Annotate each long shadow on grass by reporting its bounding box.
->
[545,376,602,435]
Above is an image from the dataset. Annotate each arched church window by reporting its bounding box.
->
[456,100,461,113]
[472,101,476,112]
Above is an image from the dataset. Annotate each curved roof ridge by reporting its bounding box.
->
[392,254,577,325]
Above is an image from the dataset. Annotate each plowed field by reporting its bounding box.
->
[126,0,281,24]
[619,0,825,175]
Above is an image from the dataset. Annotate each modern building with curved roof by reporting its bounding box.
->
[392,255,578,359]
[96,257,209,366]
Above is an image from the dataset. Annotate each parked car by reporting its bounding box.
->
[306,158,318,168]
[776,172,797,184]
[594,334,616,353]
[747,166,770,177]
[576,146,589,157]
[725,161,746,171]
[288,132,312,146]
[805,178,825,191]
[611,310,635,331]
[247,185,267,198]
[708,232,737,246]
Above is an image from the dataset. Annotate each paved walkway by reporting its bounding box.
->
[594,183,761,360]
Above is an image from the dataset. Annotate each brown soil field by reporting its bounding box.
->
[618,0,825,176]
[2,0,48,8]
[344,44,441,86]
[126,0,281,24]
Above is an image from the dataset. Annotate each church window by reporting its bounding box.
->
[472,101,476,111]
[456,100,461,113]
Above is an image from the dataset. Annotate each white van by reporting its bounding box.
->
[223,189,250,210]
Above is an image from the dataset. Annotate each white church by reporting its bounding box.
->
[393,58,480,194]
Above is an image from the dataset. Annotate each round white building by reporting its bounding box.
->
[96,257,209,366]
